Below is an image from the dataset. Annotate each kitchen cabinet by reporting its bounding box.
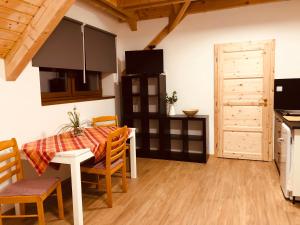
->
[274,111,300,202]
[292,130,300,201]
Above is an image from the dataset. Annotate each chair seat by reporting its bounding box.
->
[0,177,59,197]
[82,158,123,170]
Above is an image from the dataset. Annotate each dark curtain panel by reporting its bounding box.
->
[84,25,116,73]
[32,18,84,70]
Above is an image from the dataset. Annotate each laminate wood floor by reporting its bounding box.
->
[4,157,300,225]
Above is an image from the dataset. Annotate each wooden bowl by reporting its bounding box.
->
[182,109,199,117]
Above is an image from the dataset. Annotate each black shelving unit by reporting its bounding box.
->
[164,115,208,163]
[121,74,208,163]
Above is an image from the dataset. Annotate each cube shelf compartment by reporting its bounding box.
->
[164,115,208,163]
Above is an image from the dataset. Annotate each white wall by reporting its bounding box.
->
[117,0,300,154]
[0,0,119,180]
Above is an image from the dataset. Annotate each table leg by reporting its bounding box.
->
[70,160,84,225]
[130,130,137,178]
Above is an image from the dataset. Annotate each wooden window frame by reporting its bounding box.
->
[71,70,102,97]
[40,68,114,106]
[40,68,72,100]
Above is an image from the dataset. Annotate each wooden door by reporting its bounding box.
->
[214,40,275,161]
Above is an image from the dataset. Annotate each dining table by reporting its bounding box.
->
[20,127,137,225]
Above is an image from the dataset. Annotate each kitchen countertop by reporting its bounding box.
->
[275,110,300,129]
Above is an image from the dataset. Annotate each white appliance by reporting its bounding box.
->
[279,123,293,198]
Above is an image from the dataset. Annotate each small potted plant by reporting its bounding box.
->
[166,91,178,116]
[59,106,84,136]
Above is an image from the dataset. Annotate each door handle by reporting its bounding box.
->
[258,98,268,107]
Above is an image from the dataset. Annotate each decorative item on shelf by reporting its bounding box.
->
[166,91,178,116]
[58,106,87,136]
[183,109,199,117]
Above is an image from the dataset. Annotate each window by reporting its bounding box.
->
[39,68,112,105]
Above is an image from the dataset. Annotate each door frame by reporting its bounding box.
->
[214,40,275,161]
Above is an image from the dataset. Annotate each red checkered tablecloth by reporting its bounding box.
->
[22,127,120,175]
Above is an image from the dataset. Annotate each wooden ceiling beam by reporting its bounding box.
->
[127,17,137,31]
[135,5,172,21]
[128,0,288,21]
[86,0,127,21]
[145,0,191,50]
[172,3,183,15]
[188,0,289,14]
[92,0,138,31]
[168,0,191,31]
[105,0,118,7]
[4,0,75,81]
[98,0,131,18]
[121,0,186,11]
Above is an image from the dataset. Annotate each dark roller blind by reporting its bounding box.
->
[84,25,116,73]
[32,18,84,70]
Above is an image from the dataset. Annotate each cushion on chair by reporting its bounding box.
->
[0,177,59,197]
[82,158,123,170]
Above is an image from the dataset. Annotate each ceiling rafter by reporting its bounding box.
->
[86,0,127,21]
[120,0,186,11]
[145,0,191,50]
[105,0,118,7]
[91,0,288,30]
[98,0,137,23]
[188,0,289,15]
[168,0,191,32]
[87,0,138,31]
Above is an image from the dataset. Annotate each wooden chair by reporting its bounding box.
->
[92,115,131,171]
[0,138,64,225]
[92,115,118,127]
[81,126,128,207]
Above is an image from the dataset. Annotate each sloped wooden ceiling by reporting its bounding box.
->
[0,0,74,81]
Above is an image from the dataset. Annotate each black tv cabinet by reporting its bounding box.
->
[121,74,208,163]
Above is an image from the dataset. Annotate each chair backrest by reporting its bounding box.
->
[105,126,128,169]
[92,115,118,127]
[0,138,23,185]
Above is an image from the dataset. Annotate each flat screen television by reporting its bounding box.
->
[125,49,164,75]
